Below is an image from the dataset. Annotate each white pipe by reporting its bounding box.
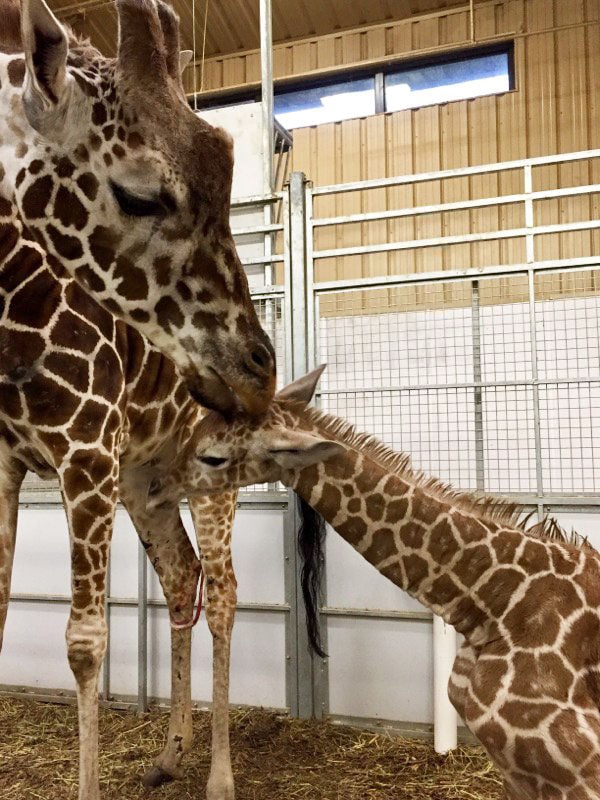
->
[433,614,458,753]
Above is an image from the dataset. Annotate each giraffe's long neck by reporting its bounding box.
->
[289,425,517,646]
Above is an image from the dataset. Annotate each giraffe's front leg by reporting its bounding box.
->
[0,446,25,652]
[189,492,238,800]
[60,453,118,800]
[119,469,200,786]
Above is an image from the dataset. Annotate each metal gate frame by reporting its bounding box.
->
[287,149,600,731]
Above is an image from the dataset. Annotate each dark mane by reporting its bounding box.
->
[301,404,590,549]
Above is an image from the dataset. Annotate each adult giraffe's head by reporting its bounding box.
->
[5,0,275,415]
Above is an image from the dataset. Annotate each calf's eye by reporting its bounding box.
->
[198,456,228,467]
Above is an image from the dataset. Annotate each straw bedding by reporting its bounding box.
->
[0,695,503,799]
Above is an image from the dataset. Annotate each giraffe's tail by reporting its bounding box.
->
[296,493,328,658]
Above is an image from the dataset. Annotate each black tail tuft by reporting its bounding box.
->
[296,493,328,658]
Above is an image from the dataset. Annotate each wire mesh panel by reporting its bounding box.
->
[535,268,600,495]
[315,267,600,500]
[317,282,478,487]
[253,294,286,386]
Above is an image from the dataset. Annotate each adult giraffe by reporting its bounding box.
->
[0,255,242,800]
[1,0,275,414]
[153,367,600,800]
[0,1,273,798]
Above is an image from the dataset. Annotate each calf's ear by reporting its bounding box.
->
[267,428,344,470]
[276,365,326,406]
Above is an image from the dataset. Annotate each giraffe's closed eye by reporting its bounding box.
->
[197,456,228,467]
[110,180,170,218]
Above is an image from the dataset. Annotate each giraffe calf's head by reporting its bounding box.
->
[147,366,343,508]
[11,0,276,416]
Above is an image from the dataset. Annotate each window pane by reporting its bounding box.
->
[275,77,375,130]
[385,52,510,112]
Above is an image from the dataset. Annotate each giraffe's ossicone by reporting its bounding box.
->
[0,0,275,416]
[152,366,600,800]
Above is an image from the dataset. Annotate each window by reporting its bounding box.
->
[274,76,376,130]
[385,51,511,113]
[273,45,513,130]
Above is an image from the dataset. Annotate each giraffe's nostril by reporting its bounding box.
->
[148,476,163,496]
[244,343,273,377]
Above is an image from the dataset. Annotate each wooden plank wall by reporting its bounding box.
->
[193,0,600,309]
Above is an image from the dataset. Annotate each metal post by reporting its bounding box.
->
[283,172,318,718]
[260,0,273,197]
[524,165,545,521]
[304,179,330,720]
[137,540,148,715]
[471,280,485,490]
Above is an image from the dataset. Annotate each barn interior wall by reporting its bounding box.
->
[191,0,600,293]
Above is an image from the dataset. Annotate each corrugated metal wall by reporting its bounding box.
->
[288,0,600,287]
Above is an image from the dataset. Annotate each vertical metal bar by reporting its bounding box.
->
[304,181,329,720]
[282,180,297,715]
[305,181,316,372]
[260,0,274,287]
[285,172,317,718]
[137,539,148,715]
[524,165,544,520]
[283,495,299,717]
[471,280,485,490]
[528,267,545,522]
[282,181,294,386]
[524,165,535,264]
[260,0,274,196]
[289,172,309,378]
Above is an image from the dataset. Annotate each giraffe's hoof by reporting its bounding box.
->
[141,765,176,788]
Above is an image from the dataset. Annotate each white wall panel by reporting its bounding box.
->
[0,602,72,690]
[9,507,70,595]
[327,617,433,724]
[227,510,285,604]
[108,605,138,697]
[326,525,423,614]
[2,505,288,710]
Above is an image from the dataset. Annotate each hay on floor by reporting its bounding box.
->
[0,695,503,799]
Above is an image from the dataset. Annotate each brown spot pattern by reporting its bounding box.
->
[428,516,460,565]
[7,58,25,86]
[21,175,54,219]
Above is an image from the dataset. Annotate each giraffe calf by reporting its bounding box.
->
[149,366,600,800]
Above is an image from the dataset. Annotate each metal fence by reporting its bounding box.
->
[4,150,600,737]
[286,150,600,725]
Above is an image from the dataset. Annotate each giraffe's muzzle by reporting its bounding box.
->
[186,334,277,417]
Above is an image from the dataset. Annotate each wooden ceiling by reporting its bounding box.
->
[49,0,470,59]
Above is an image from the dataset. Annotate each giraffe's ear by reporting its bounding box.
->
[276,365,327,405]
[267,428,344,470]
[21,0,70,127]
